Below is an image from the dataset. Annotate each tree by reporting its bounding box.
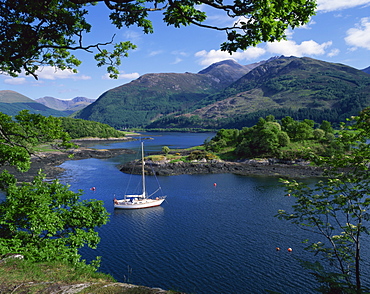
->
[235,118,284,157]
[277,108,370,293]
[162,146,170,155]
[0,110,75,171]
[212,128,240,147]
[312,128,325,140]
[320,120,334,134]
[277,130,290,147]
[0,0,317,79]
[282,117,314,141]
[0,171,109,266]
[0,111,109,267]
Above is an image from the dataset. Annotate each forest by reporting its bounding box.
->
[204,115,337,161]
[60,117,125,139]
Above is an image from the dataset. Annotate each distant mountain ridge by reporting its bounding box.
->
[75,56,370,129]
[2,57,370,129]
[35,96,96,114]
[74,59,269,128]
[0,90,67,117]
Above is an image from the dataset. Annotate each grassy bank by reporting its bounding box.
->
[0,258,181,293]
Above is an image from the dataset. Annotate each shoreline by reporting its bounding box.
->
[3,147,135,182]
[120,159,324,179]
[4,136,324,182]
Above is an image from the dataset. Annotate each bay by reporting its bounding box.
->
[57,133,329,293]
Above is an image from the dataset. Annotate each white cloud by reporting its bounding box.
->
[328,48,340,57]
[171,57,183,64]
[36,67,91,80]
[345,17,370,50]
[170,51,188,64]
[195,47,265,66]
[297,19,316,30]
[317,0,370,12]
[4,77,26,85]
[171,50,188,57]
[75,75,92,80]
[102,71,140,80]
[148,50,164,57]
[266,40,332,56]
[207,13,236,27]
[119,72,140,79]
[123,31,142,44]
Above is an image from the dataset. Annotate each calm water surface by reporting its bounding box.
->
[57,132,346,293]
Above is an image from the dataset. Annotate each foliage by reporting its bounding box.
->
[162,146,170,155]
[320,120,334,134]
[235,119,282,157]
[0,110,75,171]
[0,171,109,266]
[276,108,370,293]
[281,117,314,141]
[61,117,125,139]
[206,115,338,160]
[187,150,217,161]
[0,111,109,269]
[1,0,316,79]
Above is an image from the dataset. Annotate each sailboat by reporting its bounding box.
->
[113,141,166,209]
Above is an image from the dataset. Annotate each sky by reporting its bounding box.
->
[1,0,370,100]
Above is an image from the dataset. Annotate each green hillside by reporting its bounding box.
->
[74,72,228,128]
[0,90,33,103]
[149,57,370,129]
[0,90,68,117]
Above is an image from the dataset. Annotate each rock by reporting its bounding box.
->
[119,159,323,178]
[1,148,135,182]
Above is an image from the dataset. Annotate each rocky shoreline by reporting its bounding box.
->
[120,159,324,178]
[3,147,135,182]
[4,143,324,182]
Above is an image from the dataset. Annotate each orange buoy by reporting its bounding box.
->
[276,247,280,251]
[287,248,293,252]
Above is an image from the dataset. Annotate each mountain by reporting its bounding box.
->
[198,59,261,85]
[74,59,259,128]
[71,57,370,129]
[363,66,370,74]
[35,96,96,114]
[0,90,68,117]
[149,56,370,129]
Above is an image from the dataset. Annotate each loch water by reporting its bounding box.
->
[57,132,365,294]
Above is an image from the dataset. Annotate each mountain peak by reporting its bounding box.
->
[35,96,96,112]
[0,90,33,103]
[198,59,245,74]
[198,59,253,86]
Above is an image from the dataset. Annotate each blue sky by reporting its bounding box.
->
[2,0,370,100]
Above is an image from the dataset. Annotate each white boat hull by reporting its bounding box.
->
[114,197,166,209]
[113,142,166,210]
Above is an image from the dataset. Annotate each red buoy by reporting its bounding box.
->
[213,183,217,187]
[287,248,293,252]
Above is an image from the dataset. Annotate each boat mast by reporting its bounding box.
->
[141,141,146,198]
